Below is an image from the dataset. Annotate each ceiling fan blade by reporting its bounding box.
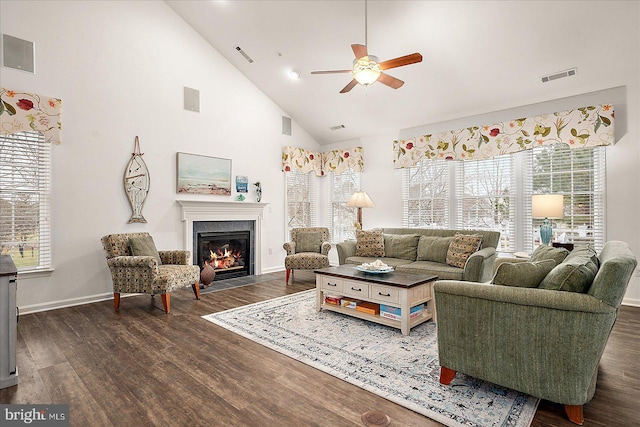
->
[311,69,352,74]
[340,79,358,94]
[379,53,423,70]
[378,73,404,89]
[351,44,368,59]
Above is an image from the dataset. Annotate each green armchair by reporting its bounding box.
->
[434,241,637,425]
[101,232,200,314]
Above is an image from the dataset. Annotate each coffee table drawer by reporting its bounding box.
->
[320,276,344,293]
[370,284,400,304]
[342,281,369,298]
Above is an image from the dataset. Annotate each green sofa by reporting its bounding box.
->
[336,228,501,282]
[434,240,637,425]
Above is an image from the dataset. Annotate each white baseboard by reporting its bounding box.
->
[19,292,128,315]
[622,297,640,307]
[260,266,285,274]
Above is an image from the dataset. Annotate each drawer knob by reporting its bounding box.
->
[378,292,391,297]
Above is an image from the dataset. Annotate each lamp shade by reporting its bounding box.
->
[347,191,375,208]
[532,194,564,219]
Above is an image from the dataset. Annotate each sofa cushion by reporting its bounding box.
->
[295,231,321,253]
[356,229,385,257]
[529,244,570,265]
[539,246,599,293]
[383,234,420,261]
[492,259,556,288]
[446,233,483,268]
[396,261,463,280]
[416,236,453,263]
[129,235,161,265]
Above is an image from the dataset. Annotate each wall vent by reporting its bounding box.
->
[329,124,345,131]
[541,68,577,83]
[234,46,254,63]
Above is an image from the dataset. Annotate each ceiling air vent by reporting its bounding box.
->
[329,124,345,131]
[234,46,254,63]
[541,68,577,83]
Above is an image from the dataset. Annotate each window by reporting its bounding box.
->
[284,170,317,239]
[0,132,52,271]
[402,145,605,252]
[401,159,450,228]
[527,145,606,251]
[456,155,516,252]
[328,170,360,242]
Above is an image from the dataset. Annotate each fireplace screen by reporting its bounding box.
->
[197,231,250,279]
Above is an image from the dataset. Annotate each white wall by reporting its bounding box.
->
[0,0,319,312]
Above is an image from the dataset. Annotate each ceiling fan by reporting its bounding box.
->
[310,1,423,93]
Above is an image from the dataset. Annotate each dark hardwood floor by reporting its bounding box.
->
[1,270,639,426]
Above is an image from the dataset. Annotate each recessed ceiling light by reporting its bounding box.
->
[289,69,301,80]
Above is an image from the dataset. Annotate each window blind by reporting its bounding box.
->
[529,145,606,251]
[402,160,450,228]
[328,170,360,242]
[284,170,317,240]
[457,154,516,252]
[0,132,52,271]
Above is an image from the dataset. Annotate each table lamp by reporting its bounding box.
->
[347,191,375,230]
[532,194,564,245]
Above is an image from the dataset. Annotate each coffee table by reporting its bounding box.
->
[314,265,437,335]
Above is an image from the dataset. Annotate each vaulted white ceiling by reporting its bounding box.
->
[166,1,638,145]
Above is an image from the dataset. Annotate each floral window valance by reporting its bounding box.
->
[0,88,62,144]
[282,146,363,176]
[393,104,614,168]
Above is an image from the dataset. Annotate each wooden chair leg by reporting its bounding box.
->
[439,366,457,385]
[564,405,584,425]
[192,281,201,300]
[286,269,292,284]
[161,293,170,314]
[113,293,120,311]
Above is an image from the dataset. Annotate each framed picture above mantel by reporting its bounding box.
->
[176,152,231,195]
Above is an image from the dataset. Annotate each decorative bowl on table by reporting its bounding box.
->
[354,259,394,274]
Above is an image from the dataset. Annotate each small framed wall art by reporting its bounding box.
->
[176,152,231,195]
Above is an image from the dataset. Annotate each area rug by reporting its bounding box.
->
[202,290,538,427]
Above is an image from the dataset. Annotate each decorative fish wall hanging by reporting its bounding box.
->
[123,136,150,223]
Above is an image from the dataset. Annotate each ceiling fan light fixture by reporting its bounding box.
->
[353,55,381,86]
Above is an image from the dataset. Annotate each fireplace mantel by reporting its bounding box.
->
[178,201,268,274]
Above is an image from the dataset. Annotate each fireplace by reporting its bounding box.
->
[192,219,255,280]
[196,230,250,279]
[179,200,267,277]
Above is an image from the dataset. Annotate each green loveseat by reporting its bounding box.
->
[434,240,637,425]
[337,228,501,282]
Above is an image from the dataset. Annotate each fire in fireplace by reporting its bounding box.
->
[197,231,250,279]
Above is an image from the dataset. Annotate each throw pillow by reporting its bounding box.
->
[129,235,161,265]
[295,231,322,253]
[446,233,483,268]
[355,229,385,257]
[529,245,570,265]
[416,236,454,263]
[383,234,420,260]
[539,246,599,293]
[492,259,556,288]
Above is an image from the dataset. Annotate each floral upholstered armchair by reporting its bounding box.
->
[283,227,331,284]
[101,232,200,314]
